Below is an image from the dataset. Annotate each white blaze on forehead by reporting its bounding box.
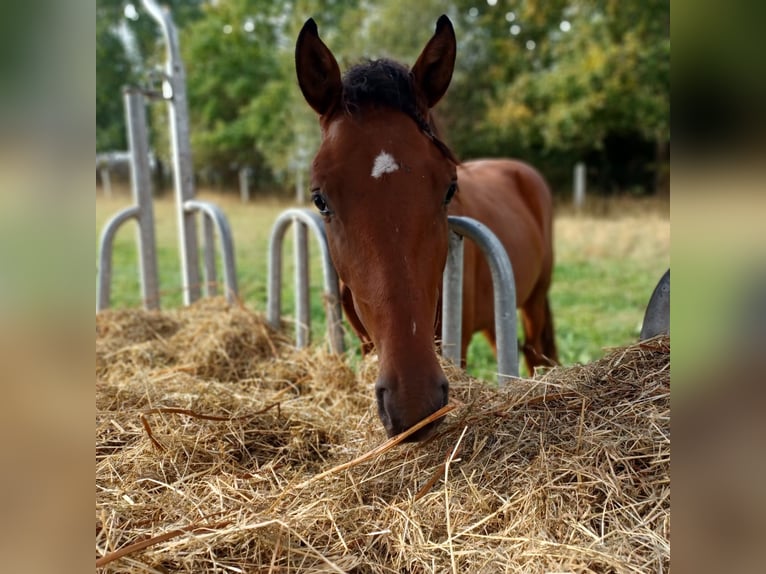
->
[371,150,400,179]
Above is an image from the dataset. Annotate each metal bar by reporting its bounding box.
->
[124,87,160,310]
[266,216,287,330]
[141,0,201,305]
[640,268,670,341]
[295,168,305,204]
[447,216,518,383]
[239,167,250,203]
[99,167,112,198]
[294,221,310,348]
[96,206,140,311]
[202,213,218,296]
[266,209,344,353]
[573,162,586,211]
[441,231,464,364]
[184,200,238,303]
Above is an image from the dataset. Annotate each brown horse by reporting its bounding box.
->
[295,15,557,440]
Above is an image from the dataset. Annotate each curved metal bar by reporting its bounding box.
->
[96,206,140,312]
[184,200,239,303]
[267,209,344,353]
[201,214,218,296]
[640,268,670,341]
[446,216,519,382]
[140,0,183,65]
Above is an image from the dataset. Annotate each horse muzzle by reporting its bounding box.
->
[374,374,449,441]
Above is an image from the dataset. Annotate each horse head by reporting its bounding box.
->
[296,16,459,440]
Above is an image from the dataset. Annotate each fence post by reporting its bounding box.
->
[441,231,464,365]
[124,87,160,309]
[141,0,201,304]
[239,167,251,203]
[573,162,586,212]
[99,166,112,198]
[294,221,311,347]
[295,168,305,205]
[201,214,218,296]
[99,1,239,312]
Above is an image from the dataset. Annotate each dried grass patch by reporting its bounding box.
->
[96,298,669,573]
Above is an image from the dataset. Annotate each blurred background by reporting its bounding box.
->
[96,0,669,198]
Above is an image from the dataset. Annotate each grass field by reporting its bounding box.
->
[96,186,669,379]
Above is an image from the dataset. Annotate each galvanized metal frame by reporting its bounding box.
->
[184,200,239,302]
[266,209,344,353]
[442,216,519,383]
[265,210,517,380]
[141,0,201,304]
[98,0,239,311]
[97,88,160,311]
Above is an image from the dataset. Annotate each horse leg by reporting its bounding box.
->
[540,294,558,364]
[520,286,557,376]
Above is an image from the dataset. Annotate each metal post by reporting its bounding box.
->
[295,168,305,205]
[124,87,160,310]
[99,166,112,198]
[573,162,586,212]
[141,0,201,305]
[202,214,218,296]
[294,221,310,347]
[239,167,250,203]
[441,231,464,364]
[445,216,519,383]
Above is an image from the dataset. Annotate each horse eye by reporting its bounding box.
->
[312,192,330,215]
[444,182,458,205]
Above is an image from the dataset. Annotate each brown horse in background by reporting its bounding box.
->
[295,15,557,440]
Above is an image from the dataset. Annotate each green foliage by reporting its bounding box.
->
[485,0,669,153]
[442,0,669,189]
[96,0,669,193]
[96,5,134,151]
[96,0,205,152]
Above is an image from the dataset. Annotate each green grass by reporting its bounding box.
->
[96,188,669,380]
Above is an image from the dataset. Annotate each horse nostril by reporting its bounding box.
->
[440,380,449,407]
[375,386,386,410]
[374,380,392,428]
[374,379,387,403]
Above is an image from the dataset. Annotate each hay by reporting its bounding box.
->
[96,298,670,573]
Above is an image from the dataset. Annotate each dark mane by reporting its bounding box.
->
[341,59,458,163]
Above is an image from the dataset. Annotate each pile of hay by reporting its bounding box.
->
[96,299,669,572]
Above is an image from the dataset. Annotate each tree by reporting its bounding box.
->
[97,0,669,194]
[470,0,669,191]
[96,0,204,153]
[96,1,135,151]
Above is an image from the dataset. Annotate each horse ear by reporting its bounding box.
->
[295,18,342,116]
[411,15,456,109]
